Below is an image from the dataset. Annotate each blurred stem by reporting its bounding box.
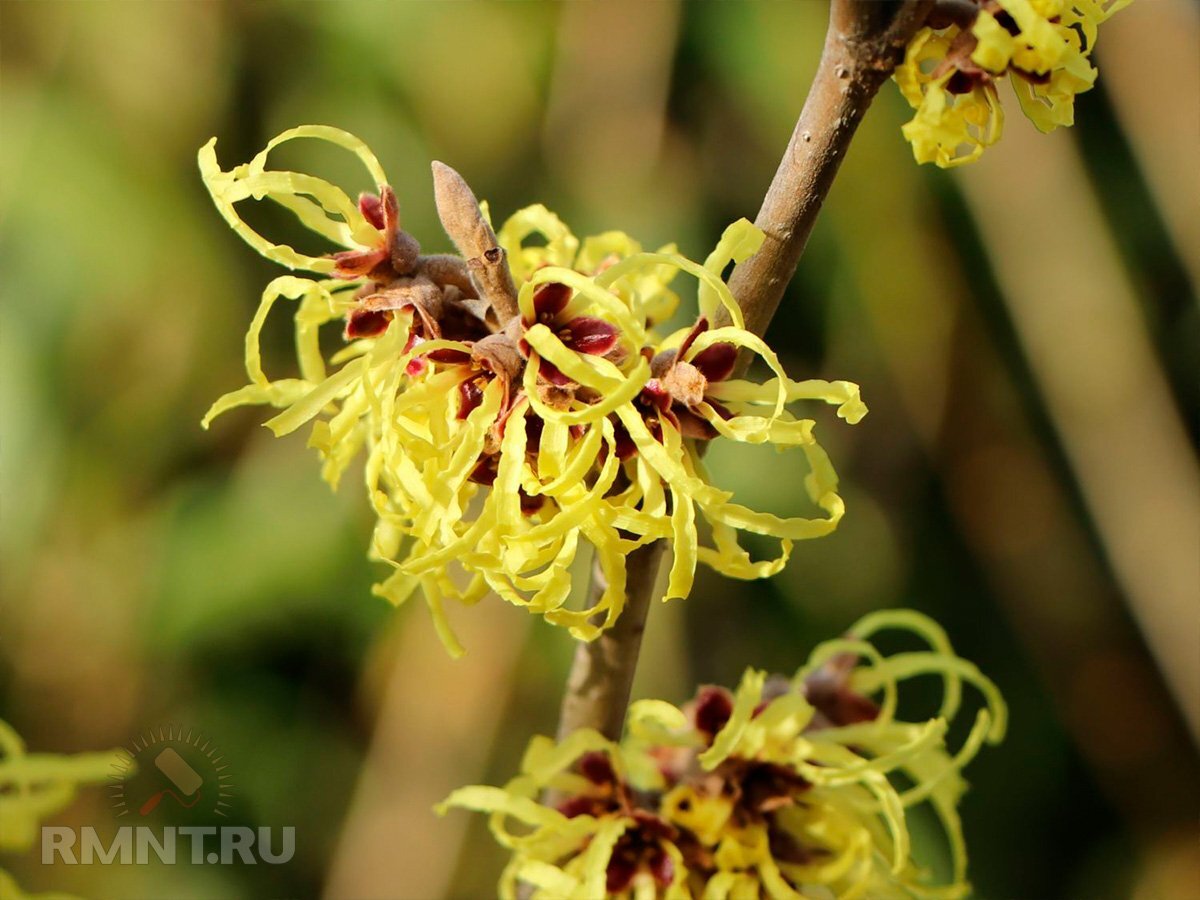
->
[551,0,933,745]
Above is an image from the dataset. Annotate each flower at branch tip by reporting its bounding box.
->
[438,609,1007,899]
[199,126,866,655]
[895,0,1132,167]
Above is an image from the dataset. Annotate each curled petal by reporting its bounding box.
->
[699,219,765,321]
[497,204,580,283]
[198,126,388,272]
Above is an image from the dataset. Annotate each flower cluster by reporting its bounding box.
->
[895,0,1131,167]
[439,610,1006,899]
[1,719,125,899]
[200,127,865,654]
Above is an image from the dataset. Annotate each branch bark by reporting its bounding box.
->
[554,543,667,743]
[724,0,934,339]
[550,0,933,747]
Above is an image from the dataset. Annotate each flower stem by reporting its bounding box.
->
[550,0,933,744]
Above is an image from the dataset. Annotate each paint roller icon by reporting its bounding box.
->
[139,748,203,815]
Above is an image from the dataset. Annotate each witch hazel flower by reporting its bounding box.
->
[199,126,866,654]
[439,610,1007,899]
[603,271,867,599]
[894,0,1132,167]
[521,281,625,402]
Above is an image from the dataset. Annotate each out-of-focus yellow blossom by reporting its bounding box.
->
[200,127,866,654]
[1,720,129,899]
[440,610,1006,898]
[894,0,1131,167]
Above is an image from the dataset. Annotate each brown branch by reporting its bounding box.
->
[554,543,667,743]
[723,0,934,339]
[549,0,933,748]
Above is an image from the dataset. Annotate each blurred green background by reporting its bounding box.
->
[2,2,1197,898]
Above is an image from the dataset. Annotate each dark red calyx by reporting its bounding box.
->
[469,456,499,486]
[740,762,811,815]
[426,347,472,365]
[630,809,677,842]
[638,380,673,414]
[537,358,572,387]
[648,845,675,887]
[604,812,679,893]
[557,795,597,819]
[345,308,392,340]
[518,490,545,515]
[613,422,638,461]
[673,408,719,441]
[605,855,638,894]
[802,653,880,727]
[579,751,616,786]
[946,70,977,94]
[768,825,820,865]
[358,192,386,230]
[676,317,710,362]
[457,378,486,419]
[531,282,573,321]
[561,316,619,356]
[524,412,545,447]
[332,247,388,279]
[707,399,734,421]
[693,686,735,739]
[690,342,737,383]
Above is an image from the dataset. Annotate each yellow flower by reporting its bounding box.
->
[895,28,1005,168]
[198,125,392,274]
[894,0,1131,166]
[1,720,129,899]
[972,0,1068,75]
[200,127,865,654]
[441,610,1007,898]
[437,730,690,899]
[903,77,1005,169]
[0,720,124,853]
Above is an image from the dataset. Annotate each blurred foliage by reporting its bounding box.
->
[1,2,1196,899]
